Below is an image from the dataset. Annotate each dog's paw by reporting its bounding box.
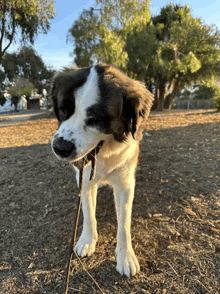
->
[116,247,140,277]
[75,234,97,257]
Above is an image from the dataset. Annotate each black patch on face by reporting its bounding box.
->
[51,67,91,124]
[58,87,75,122]
[93,64,127,141]
[86,104,113,133]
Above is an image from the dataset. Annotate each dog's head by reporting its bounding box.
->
[50,63,153,162]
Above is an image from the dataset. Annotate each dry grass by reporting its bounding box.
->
[0,109,220,293]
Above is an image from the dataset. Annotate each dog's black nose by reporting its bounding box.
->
[52,137,76,158]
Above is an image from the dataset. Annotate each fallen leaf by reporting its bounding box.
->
[211,212,219,217]
[216,154,220,157]
[196,218,203,222]
[210,227,220,233]
[28,263,35,269]
[215,219,220,224]
[185,208,196,216]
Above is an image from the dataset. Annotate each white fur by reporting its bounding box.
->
[73,135,140,277]
[52,66,108,161]
[52,66,140,277]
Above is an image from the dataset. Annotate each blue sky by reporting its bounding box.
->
[6,0,220,71]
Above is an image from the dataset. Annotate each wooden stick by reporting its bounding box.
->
[64,158,85,294]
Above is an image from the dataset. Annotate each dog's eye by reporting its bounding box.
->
[87,118,103,126]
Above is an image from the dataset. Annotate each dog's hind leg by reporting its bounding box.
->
[110,174,140,277]
[75,168,98,257]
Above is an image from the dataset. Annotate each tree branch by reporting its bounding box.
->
[0,1,7,63]
[2,8,16,57]
[165,79,174,97]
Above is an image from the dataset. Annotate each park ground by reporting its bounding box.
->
[0,109,220,293]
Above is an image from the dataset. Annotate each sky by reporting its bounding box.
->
[5,0,220,71]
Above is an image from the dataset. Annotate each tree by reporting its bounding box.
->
[2,46,55,94]
[67,0,151,70]
[67,9,100,67]
[16,46,55,93]
[7,78,34,110]
[126,3,220,110]
[193,85,217,100]
[0,0,56,64]
[1,52,19,80]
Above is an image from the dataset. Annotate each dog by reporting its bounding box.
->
[50,63,153,277]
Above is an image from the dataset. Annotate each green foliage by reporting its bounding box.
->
[126,3,220,110]
[67,0,151,70]
[193,85,217,100]
[0,0,56,63]
[179,89,191,100]
[1,52,19,80]
[7,78,35,99]
[67,9,99,67]
[212,95,220,111]
[7,78,35,110]
[2,46,55,93]
[209,85,220,110]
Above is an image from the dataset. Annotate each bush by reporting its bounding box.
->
[212,95,220,111]
[211,85,220,111]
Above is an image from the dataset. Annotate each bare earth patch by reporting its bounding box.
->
[0,109,220,294]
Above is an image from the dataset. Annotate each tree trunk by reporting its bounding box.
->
[164,80,180,109]
[157,99,164,111]
[157,78,166,111]
[151,87,159,110]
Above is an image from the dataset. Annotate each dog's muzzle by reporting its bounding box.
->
[52,138,104,181]
[72,140,104,169]
[52,137,104,166]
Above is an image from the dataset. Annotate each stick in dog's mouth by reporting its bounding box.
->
[72,140,104,181]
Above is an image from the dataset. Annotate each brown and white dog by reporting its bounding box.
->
[50,63,153,277]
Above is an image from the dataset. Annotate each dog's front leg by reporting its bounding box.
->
[74,168,98,257]
[112,180,140,277]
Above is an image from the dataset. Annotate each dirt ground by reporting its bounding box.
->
[0,109,220,294]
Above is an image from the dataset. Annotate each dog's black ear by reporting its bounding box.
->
[122,83,153,141]
[96,63,153,142]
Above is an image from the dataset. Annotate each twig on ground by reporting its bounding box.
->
[166,261,180,277]
[195,279,213,294]
[68,287,83,292]
[73,249,105,294]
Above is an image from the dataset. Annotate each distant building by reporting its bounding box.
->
[27,98,40,110]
